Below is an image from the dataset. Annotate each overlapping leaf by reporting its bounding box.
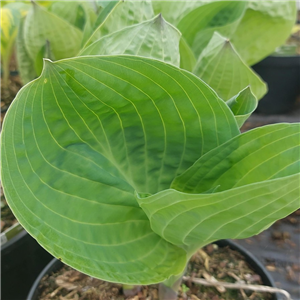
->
[23,2,83,63]
[231,0,297,65]
[151,1,203,26]
[137,123,300,251]
[80,14,181,67]
[172,123,300,193]
[179,38,196,72]
[226,86,257,128]
[49,1,86,30]
[138,173,300,250]
[16,17,36,84]
[83,0,154,48]
[193,32,267,101]
[177,1,247,58]
[1,55,239,284]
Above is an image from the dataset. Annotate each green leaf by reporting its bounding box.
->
[177,1,247,58]
[226,86,257,128]
[49,1,86,30]
[151,1,203,26]
[93,1,119,29]
[34,40,54,76]
[1,55,239,284]
[193,32,267,101]
[172,123,300,193]
[96,0,118,8]
[179,37,196,72]
[231,0,297,66]
[23,2,83,63]
[83,0,154,48]
[80,15,181,67]
[138,174,300,249]
[16,17,37,84]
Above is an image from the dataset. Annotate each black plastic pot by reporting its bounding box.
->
[252,55,300,114]
[27,239,278,300]
[1,229,53,300]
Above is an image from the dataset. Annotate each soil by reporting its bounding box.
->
[1,187,18,232]
[0,72,22,124]
[36,244,272,300]
[0,65,22,233]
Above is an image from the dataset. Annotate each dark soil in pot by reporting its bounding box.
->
[28,240,276,300]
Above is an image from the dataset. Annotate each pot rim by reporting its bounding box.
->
[27,239,279,300]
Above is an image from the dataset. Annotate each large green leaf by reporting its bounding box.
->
[23,2,83,63]
[80,14,181,67]
[193,32,267,101]
[1,55,239,284]
[226,86,257,128]
[177,1,247,58]
[83,0,154,48]
[231,0,297,66]
[172,123,300,193]
[138,174,300,250]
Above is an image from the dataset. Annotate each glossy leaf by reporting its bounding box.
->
[80,14,181,67]
[172,123,300,193]
[83,0,154,48]
[23,2,83,63]
[226,86,257,128]
[193,32,267,101]
[138,173,300,249]
[1,55,239,284]
[231,0,297,66]
[177,1,247,57]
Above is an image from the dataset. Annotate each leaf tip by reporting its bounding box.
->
[40,58,54,77]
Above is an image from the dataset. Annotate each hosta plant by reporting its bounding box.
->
[16,0,296,104]
[1,55,299,299]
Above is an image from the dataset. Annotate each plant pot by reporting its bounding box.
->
[252,55,300,114]
[27,239,279,300]
[1,225,53,300]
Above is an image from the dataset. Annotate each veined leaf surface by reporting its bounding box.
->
[1,55,239,284]
[80,15,181,67]
[23,2,83,63]
[226,86,258,128]
[151,1,203,26]
[83,0,154,48]
[138,174,300,249]
[231,0,297,65]
[193,32,267,101]
[177,1,247,57]
[172,123,300,193]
